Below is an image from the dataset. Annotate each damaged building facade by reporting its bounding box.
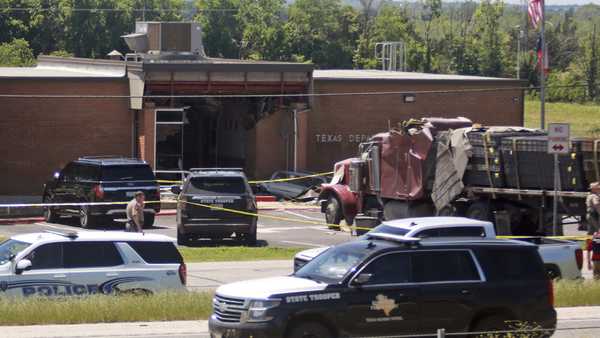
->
[0,22,525,196]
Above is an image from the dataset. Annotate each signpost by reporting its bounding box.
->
[547,123,570,235]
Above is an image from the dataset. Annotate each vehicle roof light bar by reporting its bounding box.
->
[189,168,244,172]
[366,232,421,244]
[44,230,79,239]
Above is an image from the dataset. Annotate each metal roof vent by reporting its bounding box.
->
[123,22,206,60]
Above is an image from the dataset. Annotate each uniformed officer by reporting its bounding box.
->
[126,191,145,232]
[586,182,600,234]
[586,231,600,280]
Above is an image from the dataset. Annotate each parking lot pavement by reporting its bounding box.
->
[187,260,291,291]
[0,208,353,249]
[3,306,599,338]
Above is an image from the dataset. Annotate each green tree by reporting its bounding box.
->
[285,0,358,68]
[0,38,35,66]
[236,0,286,60]
[472,0,506,77]
[421,0,442,73]
[581,24,599,100]
[195,0,242,58]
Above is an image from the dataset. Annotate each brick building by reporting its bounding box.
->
[0,25,525,196]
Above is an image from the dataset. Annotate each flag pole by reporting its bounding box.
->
[540,0,546,129]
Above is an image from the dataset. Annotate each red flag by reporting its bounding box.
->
[535,36,549,75]
[528,0,543,29]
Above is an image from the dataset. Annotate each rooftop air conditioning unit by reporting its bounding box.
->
[134,22,206,56]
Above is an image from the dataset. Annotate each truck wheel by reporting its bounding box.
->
[542,212,564,236]
[325,197,342,230]
[79,206,97,228]
[287,321,332,338]
[177,229,191,246]
[466,201,492,222]
[143,213,155,228]
[436,205,457,217]
[43,197,60,223]
[545,264,562,280]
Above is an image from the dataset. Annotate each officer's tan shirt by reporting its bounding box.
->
[126,198,144,230]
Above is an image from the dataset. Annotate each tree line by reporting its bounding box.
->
[1,0,599,102]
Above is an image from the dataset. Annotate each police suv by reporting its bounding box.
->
[0,231,186,297]
[209,235,556,338]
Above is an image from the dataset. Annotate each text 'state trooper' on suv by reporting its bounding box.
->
[209,235,556,338]
[172,168,257,246]
[42,157,161,228]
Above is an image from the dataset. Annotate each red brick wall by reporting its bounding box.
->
[307,80,524,172]
[0,79,132,195]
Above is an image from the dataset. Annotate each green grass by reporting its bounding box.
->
[0,281,597,325]
[555,280,600,307]
[525,99,600,137]
[0,292,213,325]
[179,246,302,262]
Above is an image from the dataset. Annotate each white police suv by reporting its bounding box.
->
[294,217,495,271]
[0,231,187,297]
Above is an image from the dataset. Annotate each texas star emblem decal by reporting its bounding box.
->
[370,294,398,316]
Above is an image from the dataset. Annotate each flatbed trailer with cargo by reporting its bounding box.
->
[318,117,598,236]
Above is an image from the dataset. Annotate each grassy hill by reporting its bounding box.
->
[525,100,600,137]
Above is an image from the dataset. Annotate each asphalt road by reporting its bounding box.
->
[0,208,353,249]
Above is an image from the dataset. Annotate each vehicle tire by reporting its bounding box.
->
[324,197,342,230]
[545,264,562,280]
[287,321,332,338]
[177,229,191,246]
[471,315,510,337]
[79,206,97,229]
[466,201,492,222]
[143,213,155,228]
[43,197,60,223]
[436,205,457,217]
[243,230,257,246]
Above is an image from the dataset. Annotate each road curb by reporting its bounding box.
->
[0,217,44,225]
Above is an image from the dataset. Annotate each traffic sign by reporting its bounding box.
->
[547,123,570,154]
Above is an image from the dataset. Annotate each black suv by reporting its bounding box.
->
[172,168,257,246]
[42,157,161,228]
[209,236,556,338]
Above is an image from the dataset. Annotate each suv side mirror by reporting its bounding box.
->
[15,259,32,274]
[171,186,182,195]
[352,273,373,286]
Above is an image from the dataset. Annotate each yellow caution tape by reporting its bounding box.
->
[0,198,592,241]
[248,171,334,184]
[179,199,371,232]
[157,171,334,186]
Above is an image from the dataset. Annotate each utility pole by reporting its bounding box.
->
[540,0,546,130]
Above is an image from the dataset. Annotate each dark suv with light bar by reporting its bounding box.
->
[172,168,257,246]
[210,235,556,338]
[42,157,161,228]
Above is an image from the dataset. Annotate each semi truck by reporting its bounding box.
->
[318,117,597,236]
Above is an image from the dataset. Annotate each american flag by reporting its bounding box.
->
[528,0,543,29]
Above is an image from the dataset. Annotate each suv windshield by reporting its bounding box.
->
[0,239,30,265]
[102,165,155,181]
[294,244,373,284]
[369,224,409,236]
[188,177,246,195]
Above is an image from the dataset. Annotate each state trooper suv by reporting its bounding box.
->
[173,168,257,246]
[209,235,556,338]
[0,231,186,297]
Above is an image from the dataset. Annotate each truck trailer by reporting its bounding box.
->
[318,117,598,236]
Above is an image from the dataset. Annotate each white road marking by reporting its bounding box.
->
[257,225,329,234]
[282,210,323,221]
[35,222,97,232]
[280,240,323,247]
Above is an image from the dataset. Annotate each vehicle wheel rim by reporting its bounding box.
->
[80,209,88,227]
[325,203,336,223]
[44,207,51,221]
